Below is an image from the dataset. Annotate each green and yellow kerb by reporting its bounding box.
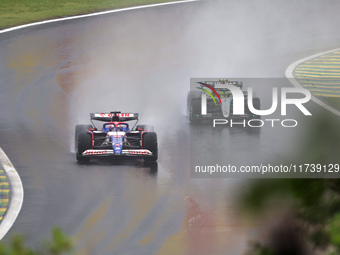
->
[0,170,10,222]
[294,51,340,97]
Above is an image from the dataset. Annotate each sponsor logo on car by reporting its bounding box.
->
[127,150,151,155]
[83,150,110,155]
[98,113,133,117]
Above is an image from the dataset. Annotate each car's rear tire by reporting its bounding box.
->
[188,98,201,123]
[136,124,154,132]
[142,132,158,162]
[75,124,93,151]
[76,132,92,162]
[187,91,202,123]
[251,97,261,119]
[245,97,261,120]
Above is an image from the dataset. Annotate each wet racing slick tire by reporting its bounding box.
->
[188,98,201,123]
[76,132,92,162]
[142,132,158,162]
[250,97,261,120]
[136,125,154,132]
[75,124,93,151]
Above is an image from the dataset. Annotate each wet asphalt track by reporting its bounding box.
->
[1,0,340,254]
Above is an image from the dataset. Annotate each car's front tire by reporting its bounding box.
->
[142,132,158,162]
[76,132,92,162]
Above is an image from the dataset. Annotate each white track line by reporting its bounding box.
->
[0,0,199,240]
[0,0,199,34]
[285,48,340,117]
[0,148,24,240]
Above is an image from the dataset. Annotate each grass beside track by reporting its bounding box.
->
[324,97,340,111]
[0,0,183,30]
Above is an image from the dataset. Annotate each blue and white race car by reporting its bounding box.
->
[75,111,157,162]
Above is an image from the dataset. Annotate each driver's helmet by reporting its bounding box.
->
[109,124,115,131]
[117,125,122,131]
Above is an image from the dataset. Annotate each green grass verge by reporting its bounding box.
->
[323,97,340,111]
[0,0,183,30]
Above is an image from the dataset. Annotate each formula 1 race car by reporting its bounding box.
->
[75,112,157,162]
[187,79,261,122]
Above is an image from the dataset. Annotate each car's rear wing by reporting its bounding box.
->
[198,79,243,90]
[90,112,139,122]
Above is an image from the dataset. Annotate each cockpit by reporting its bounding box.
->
[102,122,130,132]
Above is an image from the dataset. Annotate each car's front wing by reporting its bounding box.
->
[82,149,152,157]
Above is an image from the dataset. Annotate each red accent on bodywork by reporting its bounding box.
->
[141,130,147,148]
[86,130,94,149]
